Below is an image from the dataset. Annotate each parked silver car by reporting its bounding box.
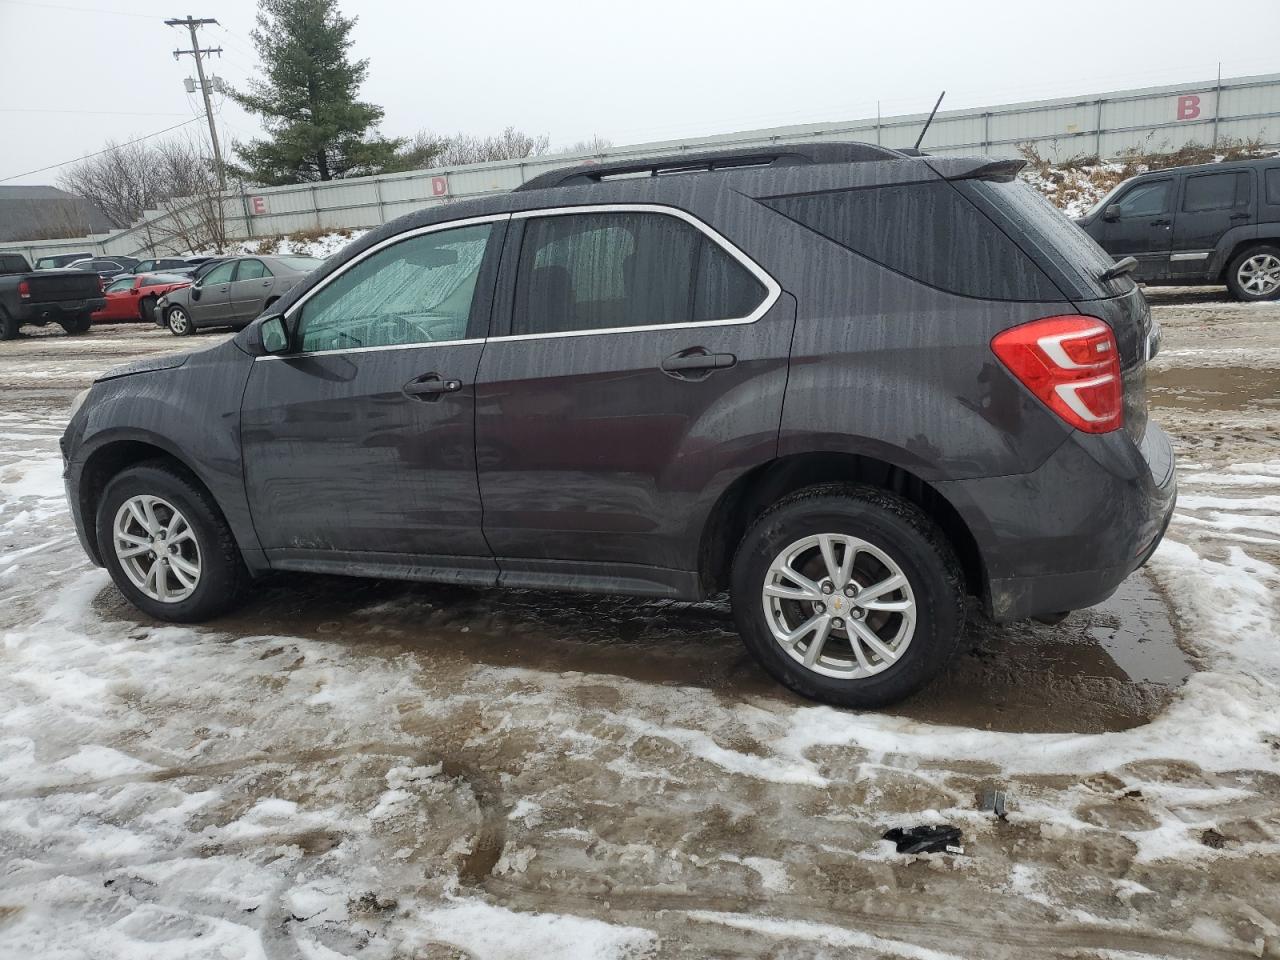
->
[155,255,324,335]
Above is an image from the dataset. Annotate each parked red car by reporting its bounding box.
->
[92,273,191,324]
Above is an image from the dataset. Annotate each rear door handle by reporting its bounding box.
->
[1229,212,1250,220]
[403,374,462,400]
[660,350,737,375]
[1150,219,1171,227]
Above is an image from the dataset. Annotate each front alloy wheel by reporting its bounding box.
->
[113,494,201,602]
[167,306,192,335]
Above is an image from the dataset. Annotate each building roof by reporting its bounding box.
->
[0,185,114,242]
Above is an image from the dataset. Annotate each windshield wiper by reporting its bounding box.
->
[1100,256,1138,283]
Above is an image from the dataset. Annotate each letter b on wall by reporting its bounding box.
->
[1177,95,1201,121]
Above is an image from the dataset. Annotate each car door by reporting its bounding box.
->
[1170,169,1254,280]
[473,205,792,590]
[240,216,507,580]
[188,259,236,324]
[99,276,135,320]
[1096,177,1176,281]
[228,258,275,322]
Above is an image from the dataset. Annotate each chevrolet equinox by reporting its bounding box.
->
[61,143,1177,708]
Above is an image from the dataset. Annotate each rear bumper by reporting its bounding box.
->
[939,421,1177,622]
[15,298,105,323]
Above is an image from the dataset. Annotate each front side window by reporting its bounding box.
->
[298,223,492,352]
[1183,171,1250,212]
[236,259,270,281]
[1116,180,1171,218]
[106,277,133,293]
[200,261,236,285]
[512,211,766,336]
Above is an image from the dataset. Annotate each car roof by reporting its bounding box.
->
[1131,156,1280,178]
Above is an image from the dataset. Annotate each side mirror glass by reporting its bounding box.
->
[1103,203,1121,222]
[259,314,291,354]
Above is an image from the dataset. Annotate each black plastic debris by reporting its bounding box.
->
[883,825,964,855]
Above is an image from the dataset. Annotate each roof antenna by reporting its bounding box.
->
[914,90,946,151]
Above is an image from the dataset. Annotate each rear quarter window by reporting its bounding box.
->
[761,181,1061,301]
[1266,168,1280,205]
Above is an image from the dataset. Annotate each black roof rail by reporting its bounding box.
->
[514,141,907,191]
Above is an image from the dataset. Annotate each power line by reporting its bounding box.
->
[0,116,205,183]
[0,107,190,117]
[0,0,161,18]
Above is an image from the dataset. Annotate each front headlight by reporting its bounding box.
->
[69,387,90,420]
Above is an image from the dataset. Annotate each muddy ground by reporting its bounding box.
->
[1,290,1278,959]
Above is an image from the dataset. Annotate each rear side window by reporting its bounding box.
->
[1183,171,1250,212]
[1268,169,1280,205]
[236,259,271,281]
[762,182,1060,301]
[512,211,766,336]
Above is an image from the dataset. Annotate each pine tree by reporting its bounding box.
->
[231,0,402,185]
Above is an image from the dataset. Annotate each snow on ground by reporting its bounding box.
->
[1,295,1278,958]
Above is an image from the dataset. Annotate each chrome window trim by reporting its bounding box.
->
[491,203,781,343]
[256,213,511,362]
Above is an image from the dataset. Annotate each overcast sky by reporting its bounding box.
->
[1,0,1276,186]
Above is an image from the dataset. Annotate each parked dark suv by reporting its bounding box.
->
[61,143,1176,708]
[1077,156,1280,301]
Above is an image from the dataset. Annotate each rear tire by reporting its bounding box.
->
[166,305,193,336]
[0,310,18,341]
[730,483,965,709]
[59,315,92,335]
[95,462,248,622]
[138,296,157,323]
[1226,244,1280,302]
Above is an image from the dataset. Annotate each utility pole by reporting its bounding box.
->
[166,15,225,188]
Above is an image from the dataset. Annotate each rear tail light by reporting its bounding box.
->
[17,279,30,300]
[991,315,1123,434]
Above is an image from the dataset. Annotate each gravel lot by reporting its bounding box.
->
[1,292,1277,959]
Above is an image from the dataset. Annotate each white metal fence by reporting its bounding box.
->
[6,70,1278,263]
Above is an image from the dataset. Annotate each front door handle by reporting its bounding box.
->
[403,374,462,400]
[1150,219,1171,227]
[660,350,737,377]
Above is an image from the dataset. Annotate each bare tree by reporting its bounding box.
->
[396,126,551,170]
[58,139,162,228]
[559,135,613,156]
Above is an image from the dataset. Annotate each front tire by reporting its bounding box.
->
[166,305,193,336]
[95,462,248,622]
[1226,245,1280,302]
[730,484,964,708]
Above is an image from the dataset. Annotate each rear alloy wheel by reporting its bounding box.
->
[166,305,193,336]
[731,484,964,708]
[1227,245,1280,302]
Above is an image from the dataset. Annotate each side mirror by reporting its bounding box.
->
[1103,203,1121,222]
[258,314,291,355]
[129,288,139,296]
[190,284,201,301]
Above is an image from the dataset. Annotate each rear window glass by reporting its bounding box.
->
[762,181,1060,301]
[961,179,1127,300]
[1183,171,1250,212]
[1264,168,1280,205]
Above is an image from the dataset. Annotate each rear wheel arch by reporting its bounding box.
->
[1217,236,1280,282]
[698,451,985,603]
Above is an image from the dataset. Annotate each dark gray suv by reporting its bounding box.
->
[61,143,1176,708]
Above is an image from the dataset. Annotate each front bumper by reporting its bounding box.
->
[939,421,1177,622]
